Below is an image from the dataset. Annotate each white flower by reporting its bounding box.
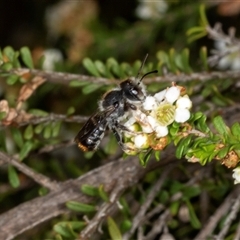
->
[135,0,168,20]
[42,48,63,70]
[134,134,149,149]
[174,108,190,123]
[165,86,180,104]
[155,125,168,138]
[143,96,158,110]
[233,167,240,184]
[214,41,240,70]
[154,89,167,102]
[176,95,192,109]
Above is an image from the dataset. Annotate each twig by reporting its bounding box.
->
[17,113,88,127]
[2,68,240,86]
[233,220,240,240]
[0,149,176,240]
[0,151,60,191]
[79,182,124,239]
[194,186,240,240]
[215,194,240,240]
[122,164,176,240]
[37,140,74,154]
[143,209,170,240]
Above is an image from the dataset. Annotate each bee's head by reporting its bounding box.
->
[120,54,158,102]
[120,79,145,101]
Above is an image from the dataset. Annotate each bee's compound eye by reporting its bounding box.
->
[131,89,138,96]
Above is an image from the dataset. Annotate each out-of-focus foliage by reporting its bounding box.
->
[1,1,240,239]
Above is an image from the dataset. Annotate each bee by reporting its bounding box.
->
[75,55,158,152]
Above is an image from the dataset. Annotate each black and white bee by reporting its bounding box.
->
[74,55,158,152]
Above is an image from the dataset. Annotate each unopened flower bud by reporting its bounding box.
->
[134,134,149,149]
[176,95,192,109]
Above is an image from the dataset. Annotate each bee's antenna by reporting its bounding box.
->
[136,54,158,85]
[139,70,158,84]
[136,53,149,81]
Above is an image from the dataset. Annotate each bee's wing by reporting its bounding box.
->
[74,106,116,143]
[74,112,106,142]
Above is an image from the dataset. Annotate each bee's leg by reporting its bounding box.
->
[114,122,140,136]
[111,125,135,151]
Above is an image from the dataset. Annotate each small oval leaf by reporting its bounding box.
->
[19,141,33,161]
[107,217,122,240]
[66,201,96,213]
[20,46,34,69]
[24,125,33,140]
[8,165,20,188]
[82,58,101,77]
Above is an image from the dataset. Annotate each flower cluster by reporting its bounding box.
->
[123,83,192,154]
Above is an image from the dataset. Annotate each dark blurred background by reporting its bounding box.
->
[1,0,240,67]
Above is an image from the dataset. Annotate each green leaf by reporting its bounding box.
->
[11,128,24,148]
[6,75,19,85]
[196,114,209,133]
[156,51,170,69]
[66,201,96,213]
[95,60,112,78]
[54,221,86,237]
[29,109,49,117]
[53,223,76,238]
[154,150,161,161]
[20,46,34,69]
[55,234,63,240]
[217,146,230,159]
[69,80,89,87]
[24,125,33,140]
[8,165,20,188]
[231,123,240,139]
[83,58,101,77]
[169,48,178,73]
[182,186,201,199]
[52,121,61,137]
[98,185,109,202]
[199,4,209,26]
[81,184,99,197]
[107,217,122,240]
[19,141,33,161]
[139,149,152,167]
[67,106,75,116]
[106,57,124,78]
[170,201,180,216]
[3,46,15,62]
[186,26,205,36]
[185,199,201,229]
[34,123,44,134]
[175,136,192,159]
[82,83,101,94]
[200,46,208,70]
[213,116,229,135]
[43,124,52,139]
[120,219,132,232]
[180,48,192,73]
[12,51,21,67]
[1,62,13,71]
[38,187,48,196]
[187,31,207,43]
[120,62,132,77]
